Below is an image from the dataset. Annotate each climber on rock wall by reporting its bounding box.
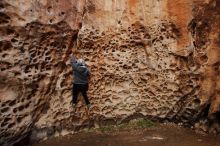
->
[70,54,91,110]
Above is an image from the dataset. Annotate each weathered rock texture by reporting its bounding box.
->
[0,0,219,145]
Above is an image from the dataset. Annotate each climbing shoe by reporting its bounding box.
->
[70,101,76,109]
[86,104,91,110]
[72,103,76,108]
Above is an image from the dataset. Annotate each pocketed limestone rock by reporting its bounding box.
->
[0,0,219,145]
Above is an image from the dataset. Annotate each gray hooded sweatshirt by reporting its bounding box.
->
[71,60,90,84]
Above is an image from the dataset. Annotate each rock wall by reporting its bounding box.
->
[0,0,219,145]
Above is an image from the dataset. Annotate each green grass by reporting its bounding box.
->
[97,118,156,132]
[99,125,116,132]
[134,118,155,128]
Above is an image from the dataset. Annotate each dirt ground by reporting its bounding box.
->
[32,124,220,146]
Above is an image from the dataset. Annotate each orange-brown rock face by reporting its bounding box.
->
[0,0,219,145]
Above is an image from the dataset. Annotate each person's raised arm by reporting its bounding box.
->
[70,54,77,63]
[70,54,78,69]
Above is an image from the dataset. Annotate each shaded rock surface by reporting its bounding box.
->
[0,0,219,145]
